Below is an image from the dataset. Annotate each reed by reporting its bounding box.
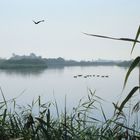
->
[0,89,140,140]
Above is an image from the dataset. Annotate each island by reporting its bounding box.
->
[0,53,48,69]
[0,53,132,69]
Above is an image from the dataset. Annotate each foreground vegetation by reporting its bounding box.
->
[0,88,140,140]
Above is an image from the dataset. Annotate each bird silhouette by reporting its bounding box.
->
[33,20,45,24]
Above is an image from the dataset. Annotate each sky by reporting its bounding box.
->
[0,0,140,61]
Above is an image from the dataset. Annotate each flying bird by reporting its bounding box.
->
[33,20,45,24]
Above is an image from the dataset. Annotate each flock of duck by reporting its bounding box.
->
[73,74,109,78]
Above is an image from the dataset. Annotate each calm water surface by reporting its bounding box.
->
[0,66,138,118]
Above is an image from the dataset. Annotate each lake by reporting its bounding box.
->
[0,66,138,118]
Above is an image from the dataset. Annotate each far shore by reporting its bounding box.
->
[0,53,132,69]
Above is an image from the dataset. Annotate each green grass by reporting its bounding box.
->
[0,89,140,140]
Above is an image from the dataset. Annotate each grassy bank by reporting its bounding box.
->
[0,89,140,140]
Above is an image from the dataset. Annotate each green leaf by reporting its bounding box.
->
[47,109,50,128]
[2,109,7,125]
[35,117,47,125]
[0,87,7,107]
[124,56,140,89]
[119,86,139,113]
[132,101,140,113]
[131,25,140,54]
[100,105,107,122]
[83,32,140,43]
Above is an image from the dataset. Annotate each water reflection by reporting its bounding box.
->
[0,68,46,77]
[0,65,129,78]
[0,66,66,77]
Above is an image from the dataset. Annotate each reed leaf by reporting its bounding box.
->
[131,25,140,54]
[112,121,140,134]
[9,116,15,132]
[35,117,47,126]
[83,32,140,43]
[47,109,50,128]
[54,96,59,119]
[0,104,6,110]
[87,116,100,122]
[13,115,20,130]
[132,101,140,113]
[38,95,41,107]
[64,95,67,140]
[0,87,7,107]
[119,86,139,113]
[2,109,7,125]
[100,105,107,122]
[124,56,140,89]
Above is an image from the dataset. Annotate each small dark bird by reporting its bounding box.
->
[33,20,45,24]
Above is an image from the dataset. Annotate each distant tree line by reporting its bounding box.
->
[0,54,132,69]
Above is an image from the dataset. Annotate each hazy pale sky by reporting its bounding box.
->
[0,0,140,60]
